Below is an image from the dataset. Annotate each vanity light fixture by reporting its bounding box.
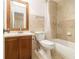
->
[22,0,29,2]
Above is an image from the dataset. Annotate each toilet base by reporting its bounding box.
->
[46,49,52,59]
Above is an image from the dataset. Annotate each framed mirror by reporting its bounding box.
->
[6,0,29,31]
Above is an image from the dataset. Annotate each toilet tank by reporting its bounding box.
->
[35,32,46,41]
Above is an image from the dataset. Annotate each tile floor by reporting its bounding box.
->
[32,49,53,59]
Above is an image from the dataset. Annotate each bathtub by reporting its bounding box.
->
[53,39,75,59]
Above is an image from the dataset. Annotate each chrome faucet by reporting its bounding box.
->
[20,27,22,31]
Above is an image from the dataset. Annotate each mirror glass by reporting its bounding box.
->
[10,1,27,30]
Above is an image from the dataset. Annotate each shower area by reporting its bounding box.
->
[30,0,75,59]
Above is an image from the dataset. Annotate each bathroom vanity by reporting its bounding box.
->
[4,0,32,59]
[4,32,32,59]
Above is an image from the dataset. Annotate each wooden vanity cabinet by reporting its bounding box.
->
[19,36,32,59]
[5,38,18,59]
[5,35,32,59]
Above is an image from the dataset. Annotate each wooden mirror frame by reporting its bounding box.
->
[6,0,29,31]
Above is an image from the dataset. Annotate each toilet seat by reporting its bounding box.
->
[39,40,54,49]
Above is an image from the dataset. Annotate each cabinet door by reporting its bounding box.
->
[19,36,32,59]
[5,38,18,59]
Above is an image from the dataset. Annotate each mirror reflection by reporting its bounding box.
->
[10,1,27,30]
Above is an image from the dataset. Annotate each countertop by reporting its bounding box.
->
[3,31,34,38]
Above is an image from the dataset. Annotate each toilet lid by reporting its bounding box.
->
[35,32,46,41]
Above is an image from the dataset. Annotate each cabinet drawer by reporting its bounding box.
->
[18,36,32,40]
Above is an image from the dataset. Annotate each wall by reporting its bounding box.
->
[3,0,6,30]
[29,15,44,32]
[56,0,75,42]
[29,0,45,16]
[29,0,45,32]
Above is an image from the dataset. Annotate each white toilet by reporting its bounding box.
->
[35,32,54,59]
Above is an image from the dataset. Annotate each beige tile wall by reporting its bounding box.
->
[57,0,75,42]
[57,19,75,42]
[29,15,44,32]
